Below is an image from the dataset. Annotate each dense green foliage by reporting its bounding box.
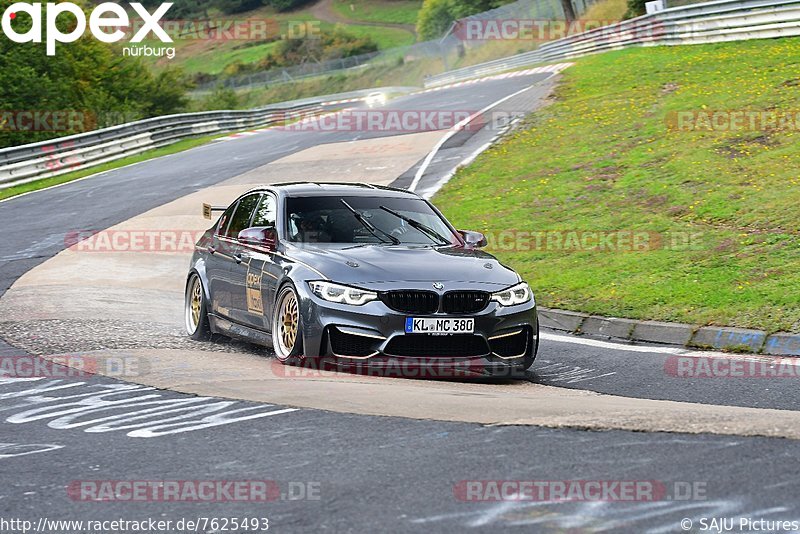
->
[416,0,514,40]
[196,86,240,110]
[624,0,647,18]
[0,0,190,148]
[200,26,378,83]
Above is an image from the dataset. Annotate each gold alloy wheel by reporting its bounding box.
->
[185,275,204,334]
[190,278,202,330]
[275,289,299,357]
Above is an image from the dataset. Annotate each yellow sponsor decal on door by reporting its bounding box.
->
[246,267,264,314]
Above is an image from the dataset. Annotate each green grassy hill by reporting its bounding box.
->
[138,1,421,78]
[433,38,800,333]
[331,0,422,25]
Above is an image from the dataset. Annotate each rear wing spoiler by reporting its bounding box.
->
[202,203,226,220]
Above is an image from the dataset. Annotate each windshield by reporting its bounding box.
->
[285,195,460,245]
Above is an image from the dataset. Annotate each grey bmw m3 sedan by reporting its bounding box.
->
[185,182,538,376]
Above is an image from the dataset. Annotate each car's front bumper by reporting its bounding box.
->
[296,283,538,376]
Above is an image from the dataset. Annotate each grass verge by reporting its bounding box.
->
[434,38,800,333]
[581,0,627,22]
[331,0,422,26]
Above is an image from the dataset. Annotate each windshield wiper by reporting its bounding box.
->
[378,206,450,246]
[340,200,400,245]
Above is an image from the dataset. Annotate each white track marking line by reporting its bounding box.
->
[409,65,573,193]
[410,63,572,94]
[541,332,685,354]
[408,78,552,192]
[542,332,800,365]
[418,141,492,199]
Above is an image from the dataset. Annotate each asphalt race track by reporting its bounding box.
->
[2,71,800,533]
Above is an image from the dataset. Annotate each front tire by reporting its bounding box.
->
[185,273,211,340]
[272,284,304,364]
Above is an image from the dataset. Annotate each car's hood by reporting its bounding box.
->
[284,243,521,289]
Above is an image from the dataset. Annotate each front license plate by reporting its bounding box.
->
[405,317,474,334]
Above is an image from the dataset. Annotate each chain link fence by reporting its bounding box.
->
[193,0,597,93]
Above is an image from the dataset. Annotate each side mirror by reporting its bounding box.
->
[459,230,488,248]
[238,226,277,251]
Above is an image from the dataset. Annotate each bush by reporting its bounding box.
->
[197,86,240,110]
[269,0,315,12]
[416,0,455,41]
[256,27,378,70]
[137,0,314,17]
[416,0,516,40]
[221,0,264,14]
[624,0,648,18]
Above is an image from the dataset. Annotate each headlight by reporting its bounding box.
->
[308,281,377,306]
[491,282,533,307]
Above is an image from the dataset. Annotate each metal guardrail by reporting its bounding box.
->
[0,86,415,191]
[0,104,321,190]
[424,0,800,87]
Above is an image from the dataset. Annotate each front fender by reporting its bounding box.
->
[187,252,211,302]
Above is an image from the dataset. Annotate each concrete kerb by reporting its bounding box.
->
[539,307,798,356]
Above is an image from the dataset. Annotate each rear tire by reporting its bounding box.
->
[185,273,211,340]
[273,284,304,364]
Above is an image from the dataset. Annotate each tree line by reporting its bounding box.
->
[0,0,191,148]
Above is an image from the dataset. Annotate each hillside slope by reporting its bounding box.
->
[434,38,800,333]
[141,0,420,77]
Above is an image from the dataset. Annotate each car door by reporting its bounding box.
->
[211,193,261,322]
[205,202,238,319]
[229,192,282,332]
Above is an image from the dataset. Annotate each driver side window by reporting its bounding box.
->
[216,205,236,237]
[224,193,261,239]
[252,194,277,228]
